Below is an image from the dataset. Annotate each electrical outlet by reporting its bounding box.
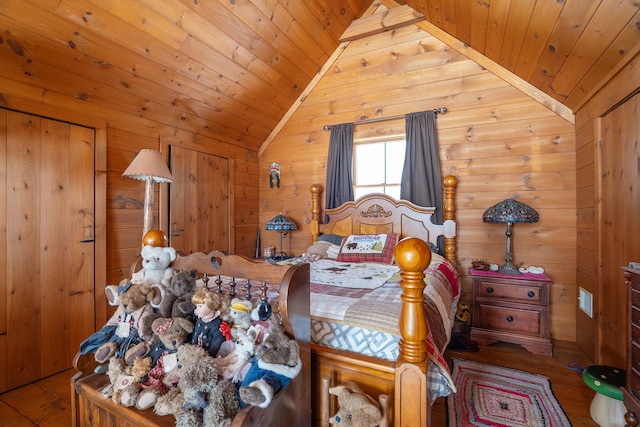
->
[579,287,593,318]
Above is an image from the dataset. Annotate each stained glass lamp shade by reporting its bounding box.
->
[482,198,539,275]
[265,214,297,260]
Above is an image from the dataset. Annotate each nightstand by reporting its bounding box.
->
[470,269,552,356]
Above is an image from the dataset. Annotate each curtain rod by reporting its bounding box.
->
[322,106,448,131]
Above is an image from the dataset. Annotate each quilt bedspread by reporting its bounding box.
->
[309,252,461,400]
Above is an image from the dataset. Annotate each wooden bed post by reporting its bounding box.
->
[394,237,432,427]
[442,175,458,267]
[310,184,322,243]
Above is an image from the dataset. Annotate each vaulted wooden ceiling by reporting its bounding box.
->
[0,0,638,152]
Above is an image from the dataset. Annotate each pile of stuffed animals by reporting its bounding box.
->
[79,244,302,427]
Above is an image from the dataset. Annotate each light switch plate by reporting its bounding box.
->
[579,287,593,318]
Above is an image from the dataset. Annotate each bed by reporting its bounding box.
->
[71,251,310,427]
[307,175,460,427]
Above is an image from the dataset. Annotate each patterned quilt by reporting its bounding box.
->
[309,252,460,402]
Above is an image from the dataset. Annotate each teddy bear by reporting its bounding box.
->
[92,282,158,365]
[238,324,302,408]
[329,382,388,427]
[133,316,195,410]
[159,344,239,427]
[214,327,258,383]
[166,268,198,320]
[100,356,152,407]
[447,301,479,352]
[134,245,177,289]
[224,298,253,340]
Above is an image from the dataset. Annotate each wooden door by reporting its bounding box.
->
[599,91,640,367]
[168,146,233,255]
[0,110,96,392]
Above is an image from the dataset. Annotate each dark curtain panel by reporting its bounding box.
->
[400,111,444,252]
[325,123,355,221]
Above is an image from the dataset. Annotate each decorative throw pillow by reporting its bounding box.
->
[336,233,399,264]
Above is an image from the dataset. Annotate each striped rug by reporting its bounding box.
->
[447,358,571,426]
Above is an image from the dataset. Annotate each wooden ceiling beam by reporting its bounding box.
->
[339,4,424,42]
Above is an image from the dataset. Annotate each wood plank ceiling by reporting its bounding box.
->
[0,0,638,152]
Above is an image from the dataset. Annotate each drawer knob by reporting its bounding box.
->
[528,291,535,298]
[506,316,514,322]
[487,287,494,293]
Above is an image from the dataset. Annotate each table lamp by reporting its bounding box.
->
[265,214,297,260]
[122,149,173,240]
[482,198,539,275]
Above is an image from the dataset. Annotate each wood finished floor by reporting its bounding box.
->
[0,340,598,426]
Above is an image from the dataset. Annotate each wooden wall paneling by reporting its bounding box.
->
[551,3,640,106]
[567,9,640,109]
[513,0,565,80]
[482,0,512,64]
[528,0,601,94]
[0,110,6,392]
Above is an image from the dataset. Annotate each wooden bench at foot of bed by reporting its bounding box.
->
[71,251,310,427]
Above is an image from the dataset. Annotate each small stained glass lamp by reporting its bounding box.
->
[265,214,297,260]
[482,198,539,275]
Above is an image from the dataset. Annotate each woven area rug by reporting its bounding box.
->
[447,358,572,427]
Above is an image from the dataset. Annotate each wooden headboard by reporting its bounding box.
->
[310,175,458,266]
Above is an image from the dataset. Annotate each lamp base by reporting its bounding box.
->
[499,262,521,275]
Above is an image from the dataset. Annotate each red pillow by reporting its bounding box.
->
[336,233,399,264]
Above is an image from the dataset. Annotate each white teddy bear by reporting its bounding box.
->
[104,246,177,308]
[133,245,177,289]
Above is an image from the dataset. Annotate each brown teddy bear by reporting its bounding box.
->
[161,268,198,320]
[447,301,479,352]
[100,356,152,407]
[238,324,302,408]
[329,382,388,427]
[134,316,195,410]
[158,344,239,427]
[93,282,157,364]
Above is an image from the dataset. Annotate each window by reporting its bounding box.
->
[353,138,405,199]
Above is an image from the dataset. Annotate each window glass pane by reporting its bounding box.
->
[386,141,405,183]
[353,138,405,198]
[355,143,384,185]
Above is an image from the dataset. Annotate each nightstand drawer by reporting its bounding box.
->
[478,281,543,304]
[477,304,541,336]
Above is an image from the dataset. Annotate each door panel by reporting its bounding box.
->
[7,111,41,388]
[168,146,232,255]
[2,110,96,390]
[599,92,640,367]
